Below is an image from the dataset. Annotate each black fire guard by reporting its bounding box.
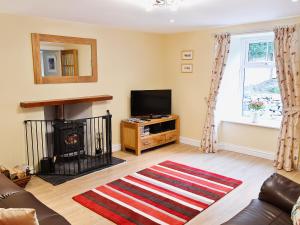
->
[24,111,112,176]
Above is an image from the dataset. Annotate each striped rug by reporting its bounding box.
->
[73,160,242,225]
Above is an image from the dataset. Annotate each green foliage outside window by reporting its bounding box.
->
[248,41,274,62]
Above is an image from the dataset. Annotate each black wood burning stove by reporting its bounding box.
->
[53,121,85,157]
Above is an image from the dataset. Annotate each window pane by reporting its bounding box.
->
[242,67,282,120]
[267,42,274,61]
[248,42,268,62]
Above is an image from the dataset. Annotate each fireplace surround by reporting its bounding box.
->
[20,95,114,177]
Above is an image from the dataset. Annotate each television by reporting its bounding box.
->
[131,90,171,117]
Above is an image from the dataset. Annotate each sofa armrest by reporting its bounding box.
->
[259,173,300,213]
[0,174,23,195]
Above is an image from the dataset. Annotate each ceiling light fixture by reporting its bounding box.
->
[147,0,184,12]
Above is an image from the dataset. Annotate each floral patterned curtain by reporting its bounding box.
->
[200,33,231,153]
[274,25,300,171]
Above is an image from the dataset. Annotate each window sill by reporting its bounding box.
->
[221,118,280,130]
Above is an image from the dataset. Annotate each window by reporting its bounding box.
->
[247,41,274,63]
[241,37,282,121]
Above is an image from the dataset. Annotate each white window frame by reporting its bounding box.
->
[243,37,275,68]
[238,35,281,126]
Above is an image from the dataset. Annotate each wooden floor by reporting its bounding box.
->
[26,144,300,225]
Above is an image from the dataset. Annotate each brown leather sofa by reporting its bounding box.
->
[0,174,70,225]
[223,173,300,225]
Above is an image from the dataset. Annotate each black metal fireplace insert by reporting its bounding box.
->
[53,120,85,157]
[24,111,112,176]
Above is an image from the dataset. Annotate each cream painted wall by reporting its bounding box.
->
[2,12,300,167]
[163,17,300,154]
[0,14,165,167]
[219,122,279,153]
[163,30,214,140]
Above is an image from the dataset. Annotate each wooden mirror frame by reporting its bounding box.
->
[31,33,98,84]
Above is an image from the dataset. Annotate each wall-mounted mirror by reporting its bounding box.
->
[31,33,98,84]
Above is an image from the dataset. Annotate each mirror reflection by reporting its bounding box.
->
[40,42,92,77]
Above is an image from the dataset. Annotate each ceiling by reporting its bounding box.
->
[0,0,300,33]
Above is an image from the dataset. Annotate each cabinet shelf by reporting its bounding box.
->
[61,49,78,76]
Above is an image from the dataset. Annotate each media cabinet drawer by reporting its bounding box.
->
[153,135,166,145]
[165,131,177,142]
[141,139,152,148]
[141,135,165,149]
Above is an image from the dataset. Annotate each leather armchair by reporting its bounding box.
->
[223,173,300,225]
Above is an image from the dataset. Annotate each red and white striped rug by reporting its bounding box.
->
[73,160,242,225]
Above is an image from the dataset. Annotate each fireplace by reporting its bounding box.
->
[53,121,85,157]
[20,96,113,176]
[24,111,112,176]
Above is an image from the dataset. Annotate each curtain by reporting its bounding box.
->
[274,25,300,171]
[200,33,231,153]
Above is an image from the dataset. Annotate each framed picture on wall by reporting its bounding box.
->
[181,50,193,60]
[47,55,57,72]
[181,64,193,73]
[41,50,61,76]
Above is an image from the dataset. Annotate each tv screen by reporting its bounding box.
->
[131,90,171,117]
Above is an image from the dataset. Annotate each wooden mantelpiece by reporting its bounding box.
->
[20,95,113,108]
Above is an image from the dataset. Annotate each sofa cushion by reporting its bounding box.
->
[259,173,300,214]
[222,199,292,225]
[39,215,70,225]
[292,196,300,225]
[0,208,39,225]
[0,200,7,208]
[0,192,16,200]
[0,191,59,222]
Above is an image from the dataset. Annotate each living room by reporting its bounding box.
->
[1,0,300,225]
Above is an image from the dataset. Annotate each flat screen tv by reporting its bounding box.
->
[131,90,171,117]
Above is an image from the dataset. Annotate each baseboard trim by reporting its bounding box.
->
[180,136,200,147]
[112,144,121,152]
[217,142,275,160]
[179,136,275,160]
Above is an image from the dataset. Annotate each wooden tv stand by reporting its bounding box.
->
[121,115,180,155]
